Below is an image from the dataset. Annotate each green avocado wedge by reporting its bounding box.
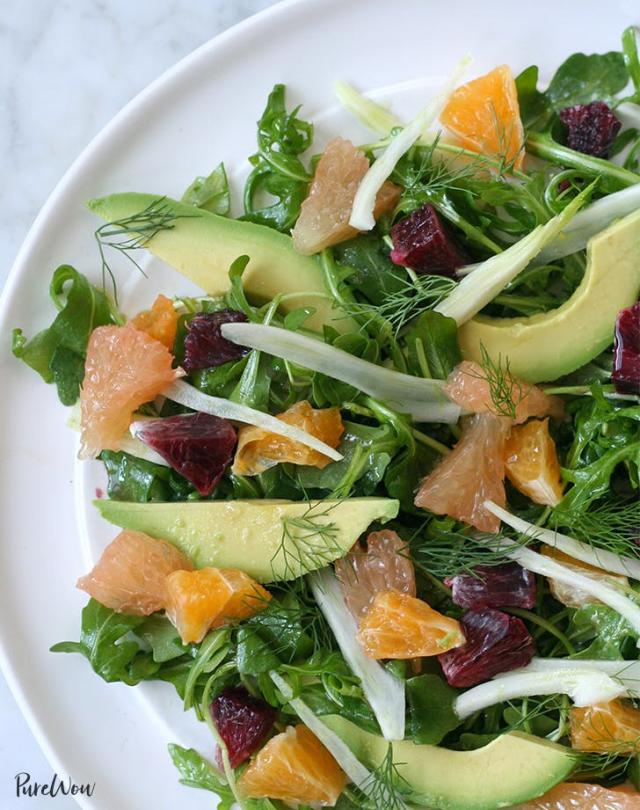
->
[94,498,398,583]
[88,193,354,333]
[323,716,574,810]
[459,209,640,383]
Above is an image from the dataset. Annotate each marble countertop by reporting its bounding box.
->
[0,2,277,806]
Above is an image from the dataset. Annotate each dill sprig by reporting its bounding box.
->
[356,745,411,810]
[410,524,530,580]
[551,498,640,560]
[571,750,636,781]
[94,197,193,300]
[345,272,457,335]
[272,500,344,580]
[472,343,525,419]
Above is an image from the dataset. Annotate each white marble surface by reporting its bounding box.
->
[0,1,277,806]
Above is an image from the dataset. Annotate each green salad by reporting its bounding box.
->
[12,28,640,810]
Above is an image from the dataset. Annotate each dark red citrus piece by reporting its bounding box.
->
[612,301,640,394]
[445,563,536,611]
[390,203,466,276]
[135,413,236,495]
[559,101,621,158]
[211,686,277,769]
[438,608,536,687]
[183,310,248,372]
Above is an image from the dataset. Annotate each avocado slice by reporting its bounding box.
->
[94,497,398,582]
[458,210,640,383]
[88,193,354,333]
[323,715,574,810]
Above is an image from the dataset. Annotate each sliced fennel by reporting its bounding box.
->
[435,188,589,325]
[309,567,405,741]
[335,81,401,136]
[221,322,461,423]
[349,56,470,231]
[518,658,640,698]
[486,533,640,646]
[269,671,374,792]
[484,501,640,581]
[455,667,626,720]
[162,380,342,461]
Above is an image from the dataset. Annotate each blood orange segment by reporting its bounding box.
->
[291,137,400,255]
[238,724,347,806]
[76,529,193,616]
[513,781,639,809]
[335,529,416,620]
[542,546,629,608]
[131,294,178,350]
[357,590,465,659]
[165,567,271,644]
[210,687,277,769]
[444,361,564,424]
[570,700,640,754]
[232,400,344,476]
[440,65,525,170]
[415,413,510,533]
[79,323,182,458]
[504,418,564,507]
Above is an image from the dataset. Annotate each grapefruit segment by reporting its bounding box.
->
[131,294,178,350]
[444,361,564,423]
[292,137,400,255]
[79,323,182,458]
[165,567,271,644]
[232,400,344,476]
[415,413,510,532]
[238,724,347,806]
[441,65,525,170]
[335,529,415,619]
[514,781,639,809]
[76,529,193,615]
[357,590,465,659]
[504,418,564,507]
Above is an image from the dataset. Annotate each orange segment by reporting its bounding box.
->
[542,546,629,608]
[514,781,639,809]
[357,590,465,659]
[76,529,193,616]
[292,137,400,255]
[238,724,347,806]
[570,700,640,754]
[444,361,564,424]
[232,400,344,476]
[415,412,511,533]
[131,294,178,350]
[504,418,564,507]
[441,65,525,170]
[79,322,182,459]
[165,567,271,644]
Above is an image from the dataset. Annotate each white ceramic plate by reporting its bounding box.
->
[1,1,637,807]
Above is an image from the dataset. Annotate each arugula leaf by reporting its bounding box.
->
[12,265,118,404]
[242,84,312,232]
[51,599,147,684]
[236,626,281,675]
[622,26,640,103]
[567,604,638,659]
[546,51,629,109]
[384,445,439,513]
[99,450,196,502]
[333,235,406,306]
[168,744,235,808]
[181,162,230,216]
[404,311,461,380]
[515,66,551,131]
[406,673,460,744]
[138,615,189,663]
